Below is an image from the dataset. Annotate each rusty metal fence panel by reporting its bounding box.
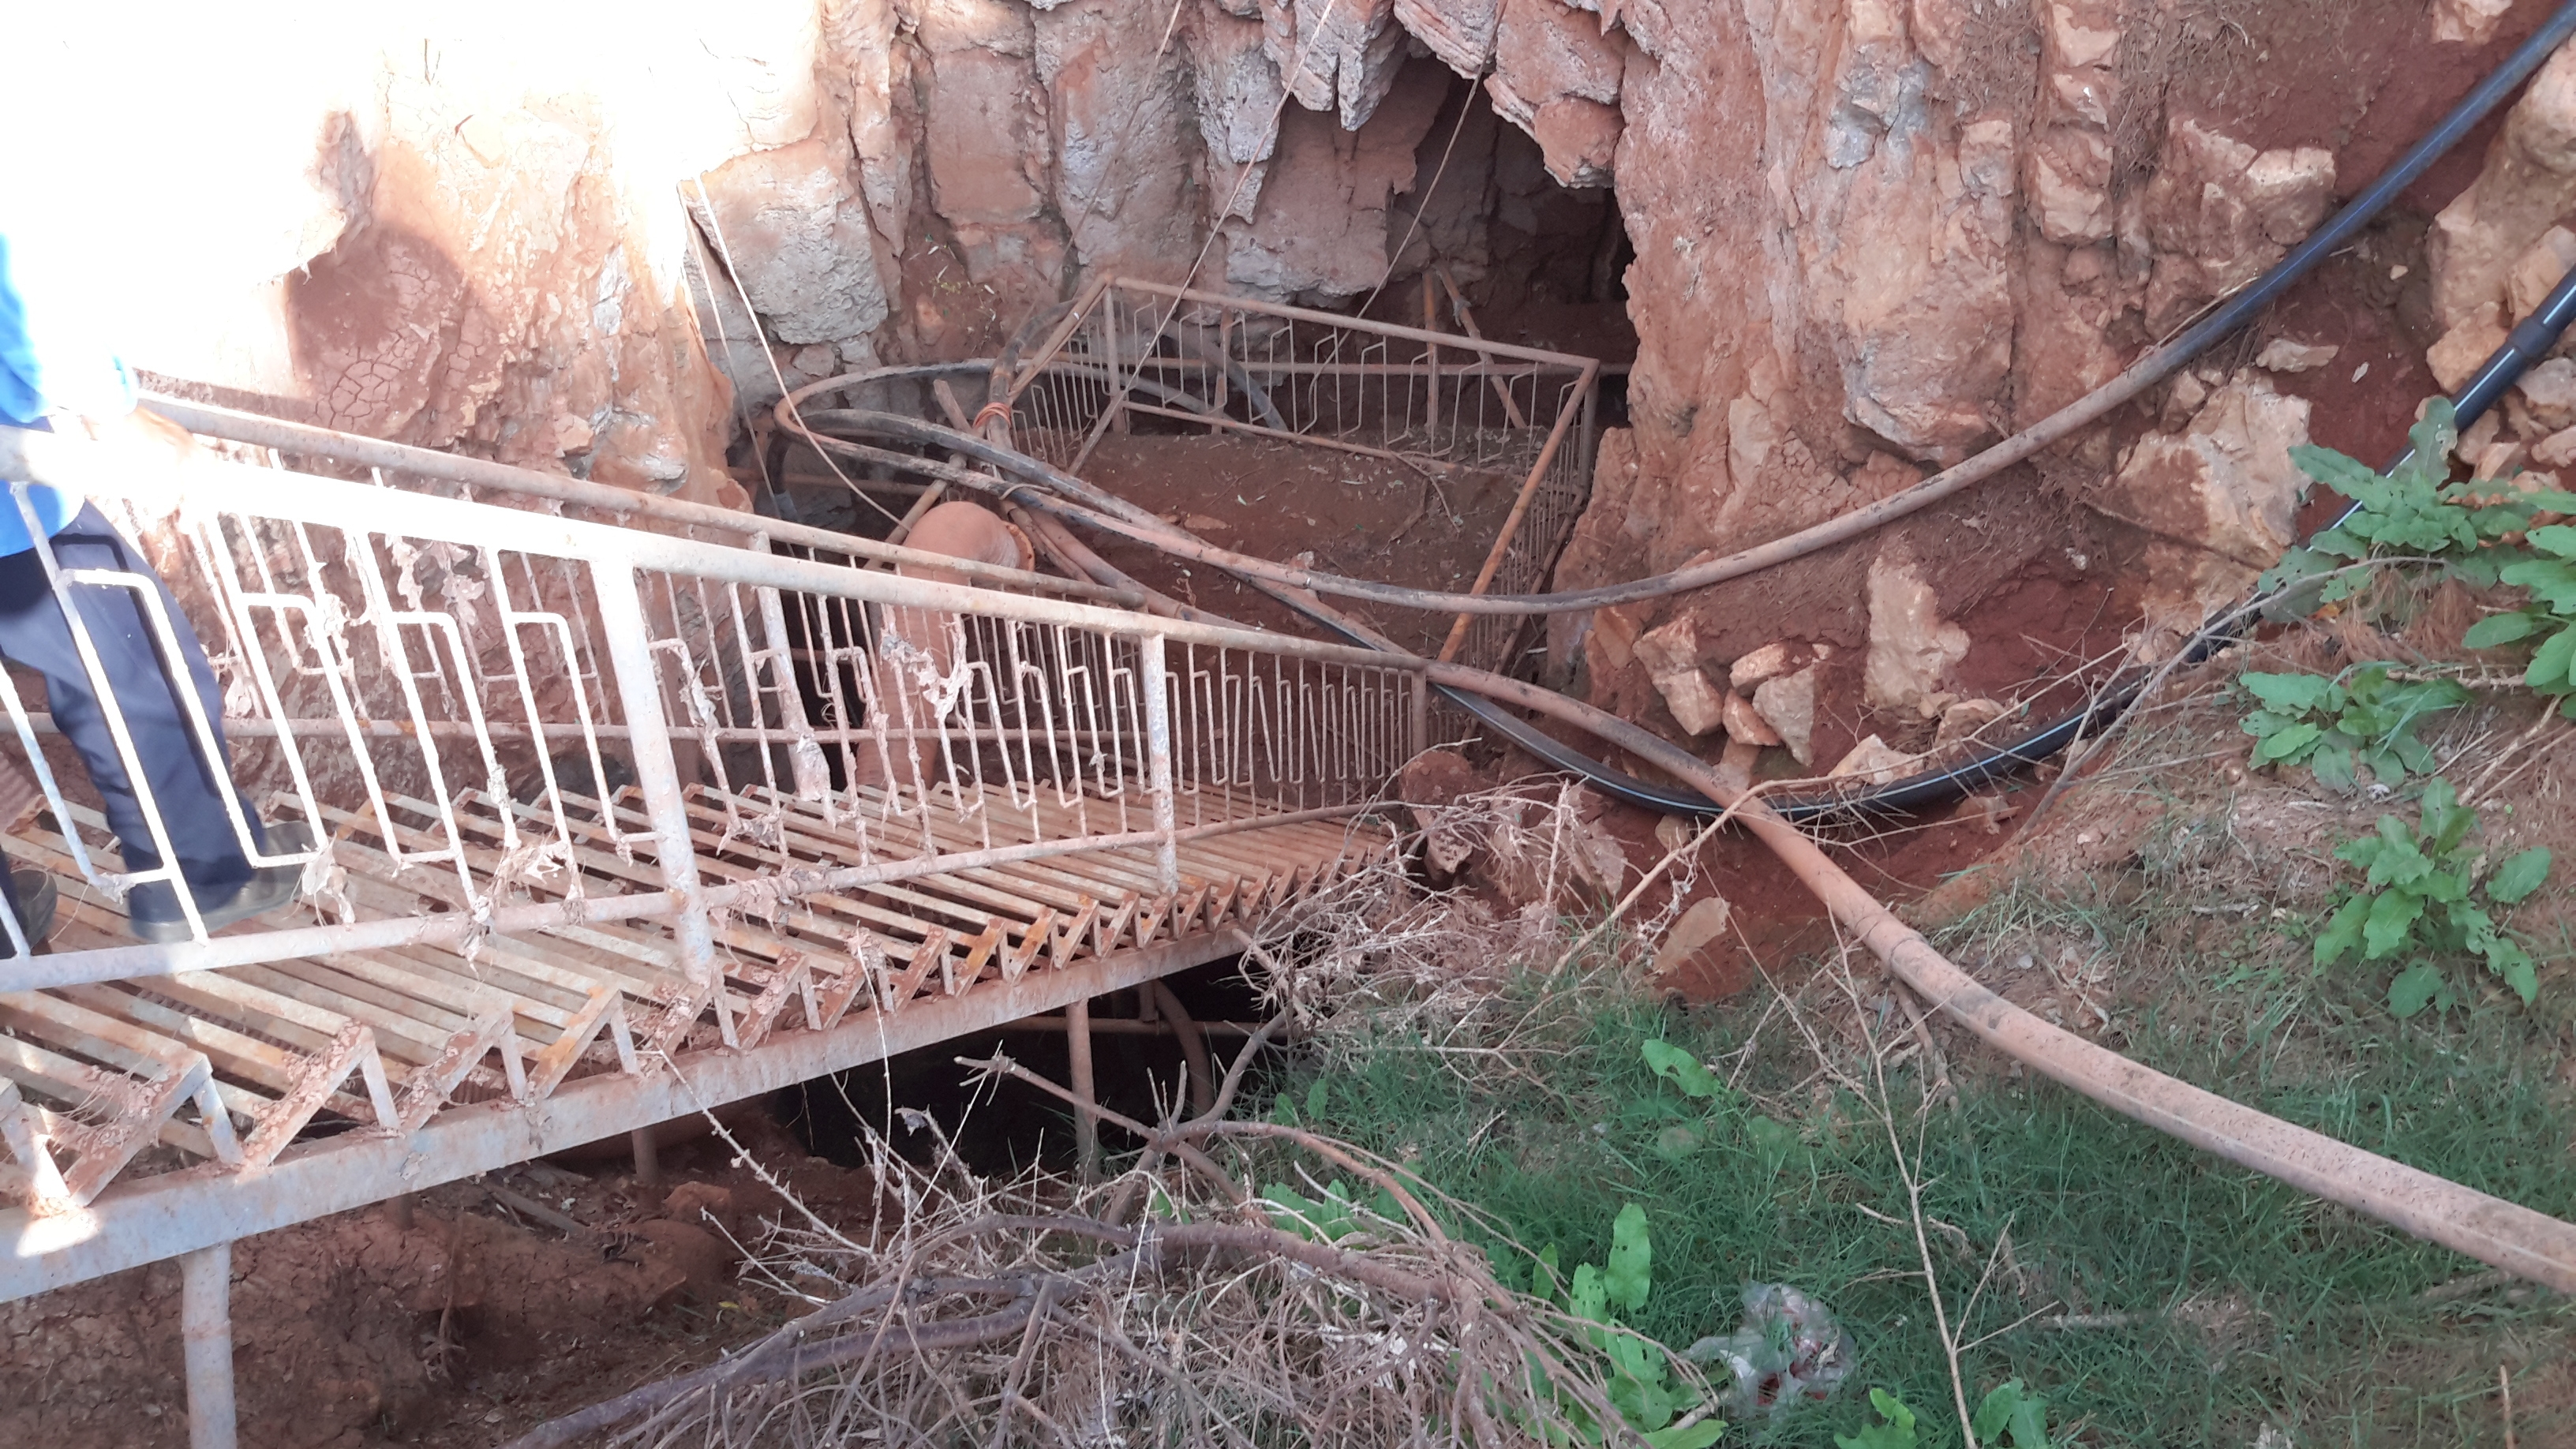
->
[1007,276,1600,676]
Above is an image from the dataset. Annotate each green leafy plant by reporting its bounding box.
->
[1835,1387,1921,1449]
[2312,777,2553,1016]
[1970,1379,2057,1448]
[1522,1202,1724,1448]
[1831,1381,2059,1448]
[2237,665,2469,788]
[1639,1037,1807,1171]
[1260,1177,1404,1244]
[2262,400,2576,604]
[2462,522,2576,716]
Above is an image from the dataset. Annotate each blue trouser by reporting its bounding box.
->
[0,503,263,912]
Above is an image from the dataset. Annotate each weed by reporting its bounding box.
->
[1968,1380,2056,1448]
[2237,665,2469,788]
[2260,399,2576,605]
[2463,522,2576,714]
[1528,1203,1728,1447]
[1836,1388,1921,1449]
[2312,776,2553,1016]
[1263,954,2576,1446]
[1829,1381,2058,1449]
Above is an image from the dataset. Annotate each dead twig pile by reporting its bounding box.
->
[501,1020,1709,1449]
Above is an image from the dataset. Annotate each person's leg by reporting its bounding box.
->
[0,504,265,902]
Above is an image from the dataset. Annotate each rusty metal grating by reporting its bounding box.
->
[0,416,1413,1230]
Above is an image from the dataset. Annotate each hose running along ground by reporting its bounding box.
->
[155,362,2576,1294]
[155,17,2576,1294]
[910,465,2576,1292]
[788,0,2576,625]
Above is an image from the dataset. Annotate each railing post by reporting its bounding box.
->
[748,536,831,804]
[182,1241,235,1449]
[1140,632,1181,895]
[590,555,727,1043]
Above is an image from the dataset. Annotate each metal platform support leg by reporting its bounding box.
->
[181,1241,236,1449]
[631,1125,662,1189]
[1067,996,1099,1183]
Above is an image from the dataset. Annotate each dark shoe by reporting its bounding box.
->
[125,823,312,945]
[6,869,54,952]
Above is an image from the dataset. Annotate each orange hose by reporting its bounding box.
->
[1425,663,2576,1291]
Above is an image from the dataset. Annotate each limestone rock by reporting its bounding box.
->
[1933,696,2009,747]
[2029,127,2114,243]
[1828,735,1919,786]
[1713,738,1762,796]
[1493,0,1624,107]
[2472,440,2526,481]
[2430,43,2576,335]
[1823,110,2020,459]
[1720,691,1782,747]
[1650,895,1733,979]
[1728,640,1795,691]
[1222,70,1445,298]
[1190,1,1287,220]
[1487,0,1627,185]
[1395,0,1501,76]
[2253,339,2338,374]
[2144,118,2334,333]
[1264,0,1410,131]
[2536,425,2576,469]
[2039,0,2121,125]
[1037,0,1202,277]
[2434,0,2515,46]
[1526,97,1623,188]
[1592,605,1643,672]
[1863,550,1970,712]
[2520,356,2576,429]
[1752,665,1821,767]
[1652,667,1730,737]
[2095,373,2313,621]
[821,0,915,309]
[2429,303,2508,394]
[2509,227,2576,320]
[918,2,1050,227]
[1634,616,1701,676]
[690,139,890,350]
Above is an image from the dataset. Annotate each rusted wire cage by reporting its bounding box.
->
[1005,276,1601,676]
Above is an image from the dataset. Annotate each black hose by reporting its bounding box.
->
[792,253,2576,824]
[1792,251,2576,821]
[796,10,2576,820]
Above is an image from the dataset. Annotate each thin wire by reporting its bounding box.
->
[681,228,781,510]
[1169,0,1346,301]
[1060,0,1196,251]
[686,177,904,528]
[1358,80,1479,319]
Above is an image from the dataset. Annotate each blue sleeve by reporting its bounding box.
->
[0,230,137,428]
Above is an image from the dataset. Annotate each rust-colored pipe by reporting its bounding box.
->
[983,481,2576,1290]
[1424,664,2576,1292]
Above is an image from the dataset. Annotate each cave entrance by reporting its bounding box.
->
[1361,67,1636,424]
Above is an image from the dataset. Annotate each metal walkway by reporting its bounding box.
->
[0,414,1417,1300]
[0,283,1605,1449]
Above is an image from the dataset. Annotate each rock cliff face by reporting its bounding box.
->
[24,0,2563,661]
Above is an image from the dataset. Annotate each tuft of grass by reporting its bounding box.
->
[1263,942,2576,1447]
